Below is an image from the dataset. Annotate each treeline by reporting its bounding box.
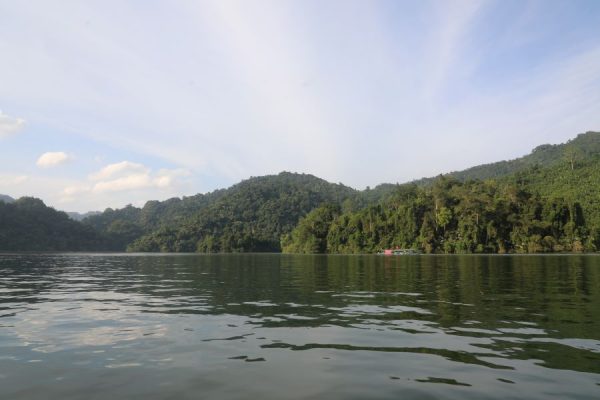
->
[0,197,111,251]
[126,172,357,252]
[282,170,600,254]
[283,139,600,255]
[413,131,600,185]
[82,188,231,250]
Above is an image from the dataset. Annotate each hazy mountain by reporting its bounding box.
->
[67,211,102,221]
[0,194,15,203]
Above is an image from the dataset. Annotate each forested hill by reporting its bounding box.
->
[0,194,15,203]
[413,131,600,185]
[126,172,357,252]
[283,139,600,254]
[82,185,231,249]
[0,197,110,251]
[83,172,357,252]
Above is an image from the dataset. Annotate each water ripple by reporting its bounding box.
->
[1,253,599,400]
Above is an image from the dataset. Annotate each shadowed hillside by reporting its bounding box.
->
[0,197,110,251]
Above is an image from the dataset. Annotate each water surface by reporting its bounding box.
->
[1,254,599,399]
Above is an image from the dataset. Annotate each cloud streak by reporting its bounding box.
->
[0,1,599,211]
[0,111,26,138]
[0,174,28,186]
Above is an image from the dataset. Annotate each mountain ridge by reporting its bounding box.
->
[2,131,599,253]
[411,131,600,185]
[0,194,15,203]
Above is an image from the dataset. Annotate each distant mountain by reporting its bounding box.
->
[413,131,600,185]
[0,197,111,251]
[66,211,101,221]
[0,194,15,203]
[82,188,231,250]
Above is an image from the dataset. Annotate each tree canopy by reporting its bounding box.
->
[0,197,110,251]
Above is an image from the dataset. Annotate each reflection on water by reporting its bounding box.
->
[1,254,599,399]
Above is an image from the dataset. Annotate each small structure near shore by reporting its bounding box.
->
[380,248,420,255]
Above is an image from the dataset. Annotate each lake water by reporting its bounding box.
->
[1,254,599,399]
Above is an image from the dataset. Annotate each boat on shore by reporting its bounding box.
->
[378,248,420,255]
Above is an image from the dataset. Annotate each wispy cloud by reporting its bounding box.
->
[0,1,599,211]
[0,174,29,186]
[0,111,26,138]
[421,0,487,104]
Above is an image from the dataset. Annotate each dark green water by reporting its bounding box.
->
[1,254,599,399]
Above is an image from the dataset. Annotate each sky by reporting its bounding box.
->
[1,0,599,212]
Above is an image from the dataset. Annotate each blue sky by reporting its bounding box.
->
[1,0,599,212]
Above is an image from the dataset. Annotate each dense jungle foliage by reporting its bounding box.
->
[0,197,110,251]
[126,172,356,252]
[283,175,598,254]
[283,132,600,254]
[1,132,599,253]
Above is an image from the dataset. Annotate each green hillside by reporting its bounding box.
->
[413,131,600,185]
[282,145,600,254]
[0,197,110,251]
[127,172,357,252]
[82,187,231,249]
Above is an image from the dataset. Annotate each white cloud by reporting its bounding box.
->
[89,161,148,181]
[92,173,152,193]
[36,151,71,168]
[0,111,26,138]
[51,161,192,210]
[2,168,190,212]
[61,161,191,196]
